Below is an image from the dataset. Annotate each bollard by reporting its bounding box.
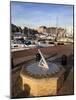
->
[36,53,41,61]
[61,55,67,66]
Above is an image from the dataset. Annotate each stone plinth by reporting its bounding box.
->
[20,65,65,96]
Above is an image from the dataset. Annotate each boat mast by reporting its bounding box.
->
[55,16,58,41]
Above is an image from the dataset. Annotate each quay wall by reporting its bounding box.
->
[12,44,73,59]
[11,44,73,67]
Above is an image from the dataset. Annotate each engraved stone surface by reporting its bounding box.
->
[26,62,61,77]
[25,49,61,77]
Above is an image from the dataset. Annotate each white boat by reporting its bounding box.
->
[11,40,28,49]
[37,41,55,48]
[27,44,37,48]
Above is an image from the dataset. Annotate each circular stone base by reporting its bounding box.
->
[20,64,65,96]
[23,62,61,78]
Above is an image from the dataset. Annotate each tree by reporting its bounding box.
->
[23,27,28,36]
[18,27,22,33]
[11,24,18,33]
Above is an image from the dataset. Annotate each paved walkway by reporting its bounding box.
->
[58,67,74,95]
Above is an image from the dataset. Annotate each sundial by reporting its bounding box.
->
[20,49,65,96]
[25,49,61,77]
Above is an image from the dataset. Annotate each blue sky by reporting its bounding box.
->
[11,1,73,30]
